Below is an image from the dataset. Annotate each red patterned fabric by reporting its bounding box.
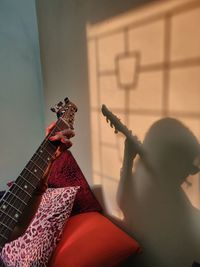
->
[47,150,102,216]
[1,187,79,267]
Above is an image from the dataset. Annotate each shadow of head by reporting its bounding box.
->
[143,117,200,186]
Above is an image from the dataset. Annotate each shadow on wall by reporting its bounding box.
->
[35,0,155,188]
[35,0,200,266]
[87,0,200,218]
[86,2,200,265]
[117,118,200,267]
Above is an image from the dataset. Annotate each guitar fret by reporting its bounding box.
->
[9,185,30,204]
[0,221,15,245]
[26,164,43,177]
[32,137,54,165]
[34,151,50,165]
[46,139,58,149]
[30,155,47,171]
[56,125,62,131]
[0,199,24,226]
[8,192,27,206]
[13,180,35,199]
[1,200,22,214]
[0,200,22,235]
[0,208,20,226]
[35,152,51,165]
[43,144,56,157]
[0,214,16,231]
[25,163,44,176]
[47,148,56,157]
[33,155,47,168]
[0,222,12,232]
[41,147,54,158]
[56,121,64,131]
[59,117,71,129]
[37,146,53,159]
[0,209,18,223]
[18,176,36,189]
[13,183,32,198]
[18,173,39,193]
[23,162,43,179]
[0,233,7,240]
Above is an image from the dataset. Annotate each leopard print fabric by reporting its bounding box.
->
[1,187,79,267]
[48,150,102,216]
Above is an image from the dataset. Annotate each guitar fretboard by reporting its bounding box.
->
[0,118,69,250]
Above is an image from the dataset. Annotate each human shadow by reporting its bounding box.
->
[117,117,200,267]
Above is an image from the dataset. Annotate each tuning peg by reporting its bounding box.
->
[64,97,69,104]
[106,118,109,123]
[50,107,56,113]
[114,128,118,134]
[110,122,113,128]
[57,101,63,107]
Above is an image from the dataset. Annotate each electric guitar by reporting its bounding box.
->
[0,98,77,254]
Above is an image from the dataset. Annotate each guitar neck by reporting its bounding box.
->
[121,127,145,158]
[101,104,156,177]
[101,104,144,157]
[0,117,68,250]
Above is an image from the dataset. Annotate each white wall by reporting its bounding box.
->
[36,0,93,184]
[0,0,45,189]
[35,0,149,184]
[35,1,200,266]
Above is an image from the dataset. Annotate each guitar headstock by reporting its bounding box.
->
[101,104,129,136]
[51,97,78,129]
[102,104,143,147]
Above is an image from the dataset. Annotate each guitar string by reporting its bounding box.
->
[0,104,76,245]
[0,118,67,242]
[0,141,55,241]
[0,120,64,242]
[0,124,59,221]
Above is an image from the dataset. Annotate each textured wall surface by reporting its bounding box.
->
[87,1,200,265]
[87,0,200,216]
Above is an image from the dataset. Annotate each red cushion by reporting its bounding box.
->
[48,212,141,267]
[48,150,102,216]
